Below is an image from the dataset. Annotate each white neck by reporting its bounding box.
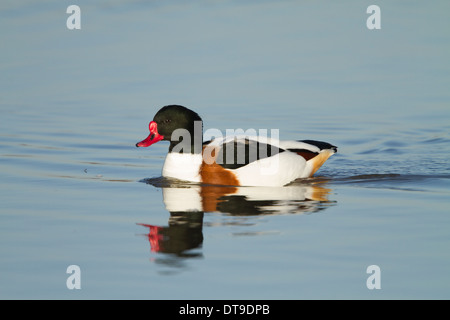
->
[162,152,202,183]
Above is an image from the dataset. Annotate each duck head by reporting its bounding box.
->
[136,105,203,153]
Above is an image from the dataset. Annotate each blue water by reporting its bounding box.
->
[1,1,449,299]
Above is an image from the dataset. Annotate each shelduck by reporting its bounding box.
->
[136,105,337,187]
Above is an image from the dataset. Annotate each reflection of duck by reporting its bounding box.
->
[138,178,335,257]
[138,211,203,257]
[146,177,334,214]
[136,105,337,186]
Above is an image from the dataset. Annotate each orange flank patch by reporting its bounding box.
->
[309,150,334,177]
[200,145,241,186]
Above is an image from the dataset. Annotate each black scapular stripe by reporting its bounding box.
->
[213,138,285,170]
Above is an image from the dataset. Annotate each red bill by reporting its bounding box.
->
[136,121,164,147]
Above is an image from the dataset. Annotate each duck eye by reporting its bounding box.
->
[163,119,171,124]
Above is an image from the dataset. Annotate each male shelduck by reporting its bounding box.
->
[136,105,337,187]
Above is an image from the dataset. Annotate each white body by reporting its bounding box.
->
[161,135,334,187]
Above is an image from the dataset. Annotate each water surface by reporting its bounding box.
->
[1,1,449,299]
